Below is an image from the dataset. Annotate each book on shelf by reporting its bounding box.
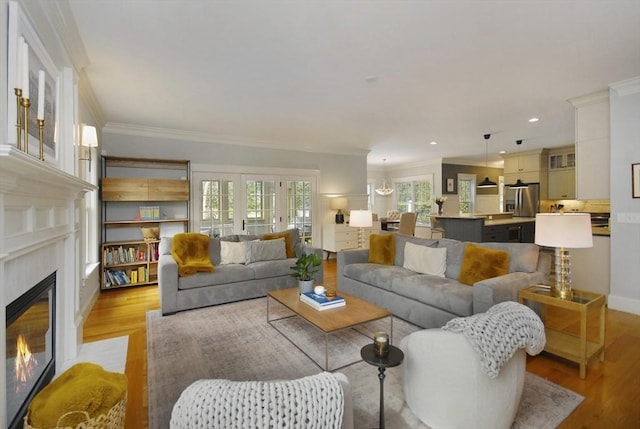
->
[300,292,345,311]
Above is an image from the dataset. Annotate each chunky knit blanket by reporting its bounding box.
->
[443,301,546,378]
[170,372,344,429]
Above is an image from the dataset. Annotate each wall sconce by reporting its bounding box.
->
[79,124,98,172]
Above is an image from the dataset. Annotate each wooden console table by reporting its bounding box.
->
[519,285,606,378]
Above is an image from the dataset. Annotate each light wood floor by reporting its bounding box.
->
[83,259,640,428]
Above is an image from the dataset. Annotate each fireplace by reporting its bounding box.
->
[5,272,56,429]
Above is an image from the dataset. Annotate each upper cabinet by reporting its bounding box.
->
[501,149,549,199]
[547,146,576,200]
[568,90,610,200]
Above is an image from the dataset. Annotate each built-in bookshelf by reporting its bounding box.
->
[101,156,190,290]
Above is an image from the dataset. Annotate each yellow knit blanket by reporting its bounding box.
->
[27,362,127,428]
[171,233,215,276]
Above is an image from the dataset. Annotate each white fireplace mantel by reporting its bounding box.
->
[1,144,97,426]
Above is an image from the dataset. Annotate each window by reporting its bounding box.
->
[193,170,318,244]
[395,175,434,224]
[457,173,476,214]
[366,181,375,211]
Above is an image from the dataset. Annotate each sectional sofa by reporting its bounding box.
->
[158,228,323,315]
[338,233,551,328]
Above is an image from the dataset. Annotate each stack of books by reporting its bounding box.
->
[300,291,345,311]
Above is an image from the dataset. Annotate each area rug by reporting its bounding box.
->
[147,297,583,429]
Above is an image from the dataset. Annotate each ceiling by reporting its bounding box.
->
[66,0,640,167]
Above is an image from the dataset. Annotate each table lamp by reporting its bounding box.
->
[349,210,372,248]
[330,197,347,224]
[534,213,593,299]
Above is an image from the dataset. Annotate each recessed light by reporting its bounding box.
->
[528,117,539,123]
[365,75,379,83]
[430,141,437,145]
[499,150,506,154]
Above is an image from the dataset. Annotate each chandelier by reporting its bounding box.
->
[375,159,394,196]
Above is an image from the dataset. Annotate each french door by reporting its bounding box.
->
[194,171,316,244]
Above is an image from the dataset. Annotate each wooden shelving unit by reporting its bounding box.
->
[100,156,190,290]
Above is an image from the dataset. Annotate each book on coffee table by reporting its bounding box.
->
[300,292,345,311]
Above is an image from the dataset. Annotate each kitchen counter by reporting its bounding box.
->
[592,226,610,236]
[433,215,535,243]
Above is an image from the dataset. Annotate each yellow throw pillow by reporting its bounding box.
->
[459,243,510,286]
[263,231,295,258]
[369,234,396,265]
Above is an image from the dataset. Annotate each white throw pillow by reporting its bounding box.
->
[403,241,447,277]
[245,238,287,264]
[220,241,247,265]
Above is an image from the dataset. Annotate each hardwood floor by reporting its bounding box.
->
[83,259,640,428]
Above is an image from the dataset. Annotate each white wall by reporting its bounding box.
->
[102,131,368,195]
[609,77,640,315]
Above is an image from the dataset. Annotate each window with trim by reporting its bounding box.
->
[457,173,476,214]
[201,178,234,237]
[395,175,434,224]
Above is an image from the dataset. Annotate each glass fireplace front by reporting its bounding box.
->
[6,272,56,429]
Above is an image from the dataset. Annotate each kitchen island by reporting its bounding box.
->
[433,213,536,243]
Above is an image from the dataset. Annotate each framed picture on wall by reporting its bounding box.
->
[633,163,640,198]
[447,178,454,193]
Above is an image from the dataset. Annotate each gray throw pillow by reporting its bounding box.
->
[245,238,287,264]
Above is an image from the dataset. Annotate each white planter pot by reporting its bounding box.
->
[298,280,314,294]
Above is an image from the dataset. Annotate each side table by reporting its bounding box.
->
[519,285,606,378]
[361,343,404,429]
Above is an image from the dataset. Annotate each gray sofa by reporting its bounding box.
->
[338,234,551,328]
[159,228,323,315]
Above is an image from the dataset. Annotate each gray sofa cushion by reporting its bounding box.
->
[437,238,467,280]
[343,263,416,289]
[178,264,255,290]
[392,275,474,316]
[473,242,540,273]
[251,258,297,279]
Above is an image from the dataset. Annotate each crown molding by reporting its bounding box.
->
[567,89,609,107]
[610,76,640,96]
[102,122,371,156]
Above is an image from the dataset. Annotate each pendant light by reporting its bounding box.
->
[508,140,529,188]
[375,159,394,196]
[477,134,497,188]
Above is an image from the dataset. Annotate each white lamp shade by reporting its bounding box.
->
[330,197,347,210]
[349,210,373,228]
[535,213,593,248]
[81,125,98,148]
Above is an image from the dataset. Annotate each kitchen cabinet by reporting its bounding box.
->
[501,149,549,199]
[569,90,610,200]
[548,169,576,199]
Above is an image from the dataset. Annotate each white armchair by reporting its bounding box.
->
[399,302,544,429]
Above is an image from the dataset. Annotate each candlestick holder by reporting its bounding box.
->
[21,97,31,154]
[38,119,45,160]
[14,88,22,150]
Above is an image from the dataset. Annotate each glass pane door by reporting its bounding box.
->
[243,177,277,235]
[286,180,313,243]
[199,177,234,237]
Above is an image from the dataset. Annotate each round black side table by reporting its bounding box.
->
[360,343,404,429]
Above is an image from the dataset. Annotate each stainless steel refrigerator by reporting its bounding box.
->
[504,182,540,217]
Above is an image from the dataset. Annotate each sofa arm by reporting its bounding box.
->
[473,271,547,314]
[294,243,324,283]
[158,254,179,315]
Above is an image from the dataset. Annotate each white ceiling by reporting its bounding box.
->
[66,0,640,167]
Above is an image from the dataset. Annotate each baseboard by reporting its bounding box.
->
[608,294,640,315]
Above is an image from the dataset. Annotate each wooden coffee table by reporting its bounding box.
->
[267,287,392,371]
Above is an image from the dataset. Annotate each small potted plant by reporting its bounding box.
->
[290,252,322,294]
